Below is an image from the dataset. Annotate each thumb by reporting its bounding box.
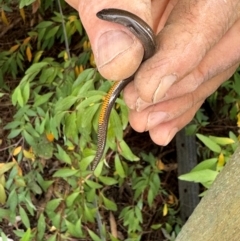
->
[74,1,153,80]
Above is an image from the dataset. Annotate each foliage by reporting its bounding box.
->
[180,68,240,191]
[1,0,239,240]
[0,1,179,240]
[179,132,238,189]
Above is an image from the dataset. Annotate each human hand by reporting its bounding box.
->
[66,0,240,145]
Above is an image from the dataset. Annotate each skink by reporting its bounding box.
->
[91,8,156,172]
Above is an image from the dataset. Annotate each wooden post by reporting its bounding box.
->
[176,145,240,241]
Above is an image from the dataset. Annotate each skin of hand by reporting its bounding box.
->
[65,0,240,146]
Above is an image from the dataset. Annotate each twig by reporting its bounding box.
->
[57,0,71,60]
[83,171,106,239]
[93,196,106,241]
[0,18,21,38]
[84,175,106,239]
[0,137,24,152]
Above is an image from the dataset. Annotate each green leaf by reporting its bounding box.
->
[109,234,121,241]
[66,192,80,207]
[4,120,22,130]
[119,140,139,161]
[0,162,15,176]
[110,109,123,141]
[53,112,66,130]
[7,129,22,139]
[37,213,46,240]
[134,205,143,223]
[0,208,11,219]
[36,173,53,192]
[93,160,104,177]
[20,228,31,241]
[51,212,61,229]
[0,184,6,204]
[101,194,117,211]
[33,50,44,63]
[64,112,77,141]
[19,0,35,8]
[19,206,30,228]
[35,117,45,134]
[98,176,118,186]
[55,145,72,164]
[147,188,154,207]
[36,107,46,117]
[75,79,94,96]
[46,198,62,212]
[54,96,78,113]
[38,28,46,46]
[21,81,30,105]
[72,69,95,88]
[87,229,103,241]
[79,156,94,172]
[84,203,95,222]
[25,62,48,75]
[26,108,37,117]
[22,130,35,145]
[33,92,53,107]
[196,134,221,153]
[12,86,24,106]
[86,188,97,202]
[76,94,103,110]
[209,136,235,146]
[191,158,218,172]
[117,98,129,129]
[45,26,60,39]
[74,19,82,35]
[65,219,83,238]
[85,179,103,189]
[36,21,53,29]
[23,193,36,215]
[185,123,198,135]
[53,168,79,178]
[114,155,126,178]
[151,223,162,230]
[81,105,99,129]
[24,123,39,138]
[39,66,57,84]
[0,232,9,241]
[179,169,219,184]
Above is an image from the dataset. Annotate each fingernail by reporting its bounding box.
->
[146,111,169,130]
[153,74,177,103]
[163,127,178,146]
[97,30,134,68]
[136,97,152,112]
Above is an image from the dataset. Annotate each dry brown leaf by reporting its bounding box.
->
[109,211,118,238]
[1,10,9,25]
[19,8,25,23]
[13,146,22,156]
[32,0,41,14]
[9,44,20,53]
[26,46,32,62]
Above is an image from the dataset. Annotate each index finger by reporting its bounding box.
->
[134,0,240,103]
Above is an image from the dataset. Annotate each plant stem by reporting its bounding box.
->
[57,0,71,60]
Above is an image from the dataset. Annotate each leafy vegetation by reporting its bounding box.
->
[181,69,240,191]
[0,0,239,241]
[0,1,180,240]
